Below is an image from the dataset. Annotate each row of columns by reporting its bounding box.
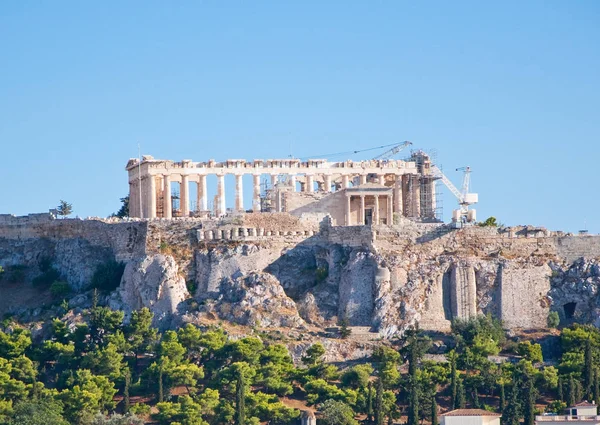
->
[344,193,394,225]
[133,172,431,220]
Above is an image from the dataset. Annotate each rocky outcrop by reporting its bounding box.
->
[200,272,305,328]
[116,254,189,324]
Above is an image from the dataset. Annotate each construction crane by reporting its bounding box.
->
[373,141,413,160]
[431,165,478,226]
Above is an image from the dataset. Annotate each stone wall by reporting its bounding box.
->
[499,262,552,328]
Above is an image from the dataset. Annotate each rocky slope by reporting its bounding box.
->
[1,214,600,351]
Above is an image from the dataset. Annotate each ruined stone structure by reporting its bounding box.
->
[125,152,439,225]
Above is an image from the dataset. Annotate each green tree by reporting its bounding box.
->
[127,308,158,369]
[319,399,358,425]
[123,367,131,413]
[341,364,373,390]
[113,196,129,218]
[457,378,465,409]
[56,200,73,218]
[584,338,593,397]
[479,216,498,227]
[339,318,351,339]
[449,351,458,409]
[523,376,536,425]
[374,378,383,425]
[366,381,373,423]
[431,395,438,425]
[302,343,326,367]
[8,398,68,425]
[548,311,560,328]
[235,368,246,425]
[372,346,401,387]
[517,341,543,363]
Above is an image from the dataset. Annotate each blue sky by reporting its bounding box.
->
[1,1,598,232]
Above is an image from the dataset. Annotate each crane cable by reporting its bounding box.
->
[298,142,403,160]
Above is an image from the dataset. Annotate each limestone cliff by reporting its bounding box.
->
[1,214,600,340]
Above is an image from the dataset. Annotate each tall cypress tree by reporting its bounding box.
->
[158,362,164,403]
[503,383,522,425]
[367,381,374,423]
[124,367,131,413]
[450,351,458,409]
[407,342,419,425]
[594,369,600,407]
[523,376,535,425]
[499,383,505,411]
[457,378,466,409]
[585,339,593,398]
[558,377,564,402]
[375,378,384,425]
[431,395,438,425]
[568,374,576,406]
[235,369,246,425]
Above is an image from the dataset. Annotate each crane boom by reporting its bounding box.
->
[373,141,412,160]
[431,165,462,200]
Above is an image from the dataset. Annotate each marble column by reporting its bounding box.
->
[217,174,226,216]
[324,175,332,193]
[146,176,157,219]
[253,174,261,212]
[373,194,380,225]
[163,174,172,219]
[394,176,402,214]
[306,175,314,193]
[378,174,385,185]
[360,174,367,185]
[235,175,244,212]
[387,194,393,225]
[359,195,365,226]
[345,194,351,225]
[342,175,349,189]
[181,175,190,217]
[197,175,207,211]
[289,175,296,192]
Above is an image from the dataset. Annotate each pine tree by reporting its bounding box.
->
[367,381,374,423]
[235,369,246,425]
[375,378,384,425]
[339,317,351,339]
[124,367,131,413]
[431,395,438,425]
[585,339,593,398]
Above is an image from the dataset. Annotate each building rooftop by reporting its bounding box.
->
[441,409,502,417]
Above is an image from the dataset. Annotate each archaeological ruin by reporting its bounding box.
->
[125,151,441,225]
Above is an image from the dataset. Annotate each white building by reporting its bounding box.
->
[441,409,501,425]
[535,401,600,424]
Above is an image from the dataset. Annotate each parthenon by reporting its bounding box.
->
[126,151,440,225]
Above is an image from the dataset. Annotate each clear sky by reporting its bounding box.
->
[1,1,599,233]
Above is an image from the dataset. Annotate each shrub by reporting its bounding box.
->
[315,266,328,284]
[91,260,125,292]
[50,281,71,298]
[186,280,198,295]
[548,311,560,328]
[129,403,151,416]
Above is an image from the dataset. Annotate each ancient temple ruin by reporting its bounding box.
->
[125,151,440,225]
